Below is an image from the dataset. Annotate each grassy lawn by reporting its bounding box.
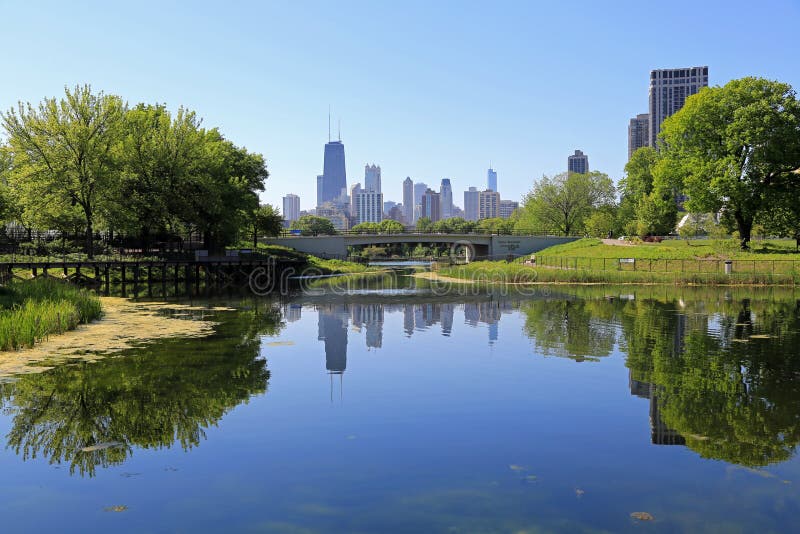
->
[536,237,800,260]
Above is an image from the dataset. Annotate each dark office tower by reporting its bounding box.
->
[649,66,708,147]
[316,175,324,208]
[627,113,649,160]
[421,188,441,222]
[403,177,414,224]
[568,150,589,174]
[321,140,347,205]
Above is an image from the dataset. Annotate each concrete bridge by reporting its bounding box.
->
[262,233,578,260]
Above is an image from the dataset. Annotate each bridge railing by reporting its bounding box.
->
[275,229,576,238]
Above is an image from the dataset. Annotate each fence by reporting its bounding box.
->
[534,256,800,275]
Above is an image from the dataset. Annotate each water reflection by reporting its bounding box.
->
[296,291,800,468]
[0,301,283,477]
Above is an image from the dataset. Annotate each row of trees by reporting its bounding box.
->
[0,85,283,256]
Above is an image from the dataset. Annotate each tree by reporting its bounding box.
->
[350,222,380,234]
[110,104,204,249]
[290,215,336,236]
[657,77,800,250]
[518,171,616,235]
[476,217,514,234]
[431,217,476,234]
[758,181,800,249]
[415,217,433,232]
[618,147,658,234]
[1,85,125,258]
[245,204,283,248]
[585,209,617,238]
[378,219,404,233]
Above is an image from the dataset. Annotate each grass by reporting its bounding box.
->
[0,278,102,351]
[438,260,800,286]
[536,237,800,260]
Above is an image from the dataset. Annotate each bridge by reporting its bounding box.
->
[263,233,578,260]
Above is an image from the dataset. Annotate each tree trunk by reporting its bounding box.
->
[734,210,752,251]
[253,226,258,249]
[85,219,94,259]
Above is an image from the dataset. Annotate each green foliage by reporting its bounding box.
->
[1,85,125,257]
[379,219,405,233]
[0,279,102,350]
[290,215,336,236]
[517,171,616,235]
[584,208,617,238]
[244,204,283,248]
[477,217,514,234]
[431,217,477,233]
[657,77,800,249]
[415,217,433,232]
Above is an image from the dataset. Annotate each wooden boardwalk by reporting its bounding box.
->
[0,257,305,295]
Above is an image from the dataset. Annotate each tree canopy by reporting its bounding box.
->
[290,215,337,236]
[0,85,270,254]
[656,77,800,249]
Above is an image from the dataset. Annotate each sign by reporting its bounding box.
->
[619,258,635,264]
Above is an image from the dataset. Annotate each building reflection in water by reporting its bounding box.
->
[629,371,686,446]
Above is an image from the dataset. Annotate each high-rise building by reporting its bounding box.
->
[421,188,441,222]
[499,200,519,219]
[387,204,405,223]
[316,175,324,208]
[349,183,362,219]
[628,113,650,160]
[439,178,453,219]
[403,177,414,224]
[464,187,480,221]
[282,194,300,225]
[649,66,709,147]
[479,190,500,219]
[352,190,384,225]
[364,164,381,193]
[319,140,347,206]
[487,168,497,192]
[568,150,589,175]
[316,202,350,231]
[413,182,428,222]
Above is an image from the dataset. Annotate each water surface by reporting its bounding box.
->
[1,282,798,532]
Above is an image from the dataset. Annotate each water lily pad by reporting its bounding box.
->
[524,474,537,482]
[104,505,128,513]
[575,488,585,497]
[630,512,654,521]
[508,464,527,471]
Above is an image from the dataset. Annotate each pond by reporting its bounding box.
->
[0,277,798,532]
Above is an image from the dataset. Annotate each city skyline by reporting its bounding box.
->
[2,2,797,211]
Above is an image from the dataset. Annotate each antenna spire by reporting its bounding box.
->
[338,119,341,141]
[328,106,331,142]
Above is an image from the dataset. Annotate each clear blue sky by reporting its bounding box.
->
[2,0,798,212]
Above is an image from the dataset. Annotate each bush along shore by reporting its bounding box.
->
[0,278,102,351]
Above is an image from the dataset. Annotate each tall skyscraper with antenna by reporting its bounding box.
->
[318,115,347,207]
[487,167,497,192]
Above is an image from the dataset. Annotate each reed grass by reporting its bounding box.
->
[0,278,102,350]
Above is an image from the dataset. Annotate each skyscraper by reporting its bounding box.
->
[479,190,500,219]
[364,164,381,193]
[487,168,497,192]
[439,178,453,219]
[316,175,324,208]
[403,177,414,224]
[628,113,650,160]
[568,150,589,174]
[413,182,428,222]
[320,140,347,206]
[282,194,300,225]
[421,188,441,222]
[464,187,480,221]
[649,66,709,147]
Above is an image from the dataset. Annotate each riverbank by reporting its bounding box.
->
[0,297,219,377]
[0,279,102,351]
[431,262,800,286]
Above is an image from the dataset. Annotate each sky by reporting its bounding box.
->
[2,0,799,212]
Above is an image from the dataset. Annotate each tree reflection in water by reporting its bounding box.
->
[0,300,283,477]
[522,290,800,467]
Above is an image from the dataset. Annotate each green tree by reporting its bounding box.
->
[757,180,800,249]
[110,104,204,249]
[657,77,800,250]
[431,217,476,234]
[415,217,433,232]
[350,222,380,234]
[476,217,514,234]
[1,85,125,257]
[378,219,405,233]
[290,215,336,236]
[619,147,658,235]
[585,208,617,237]
[245,204,283,248]
[518,171,616,235]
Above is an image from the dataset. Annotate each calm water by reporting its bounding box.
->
[1,278,799,533]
